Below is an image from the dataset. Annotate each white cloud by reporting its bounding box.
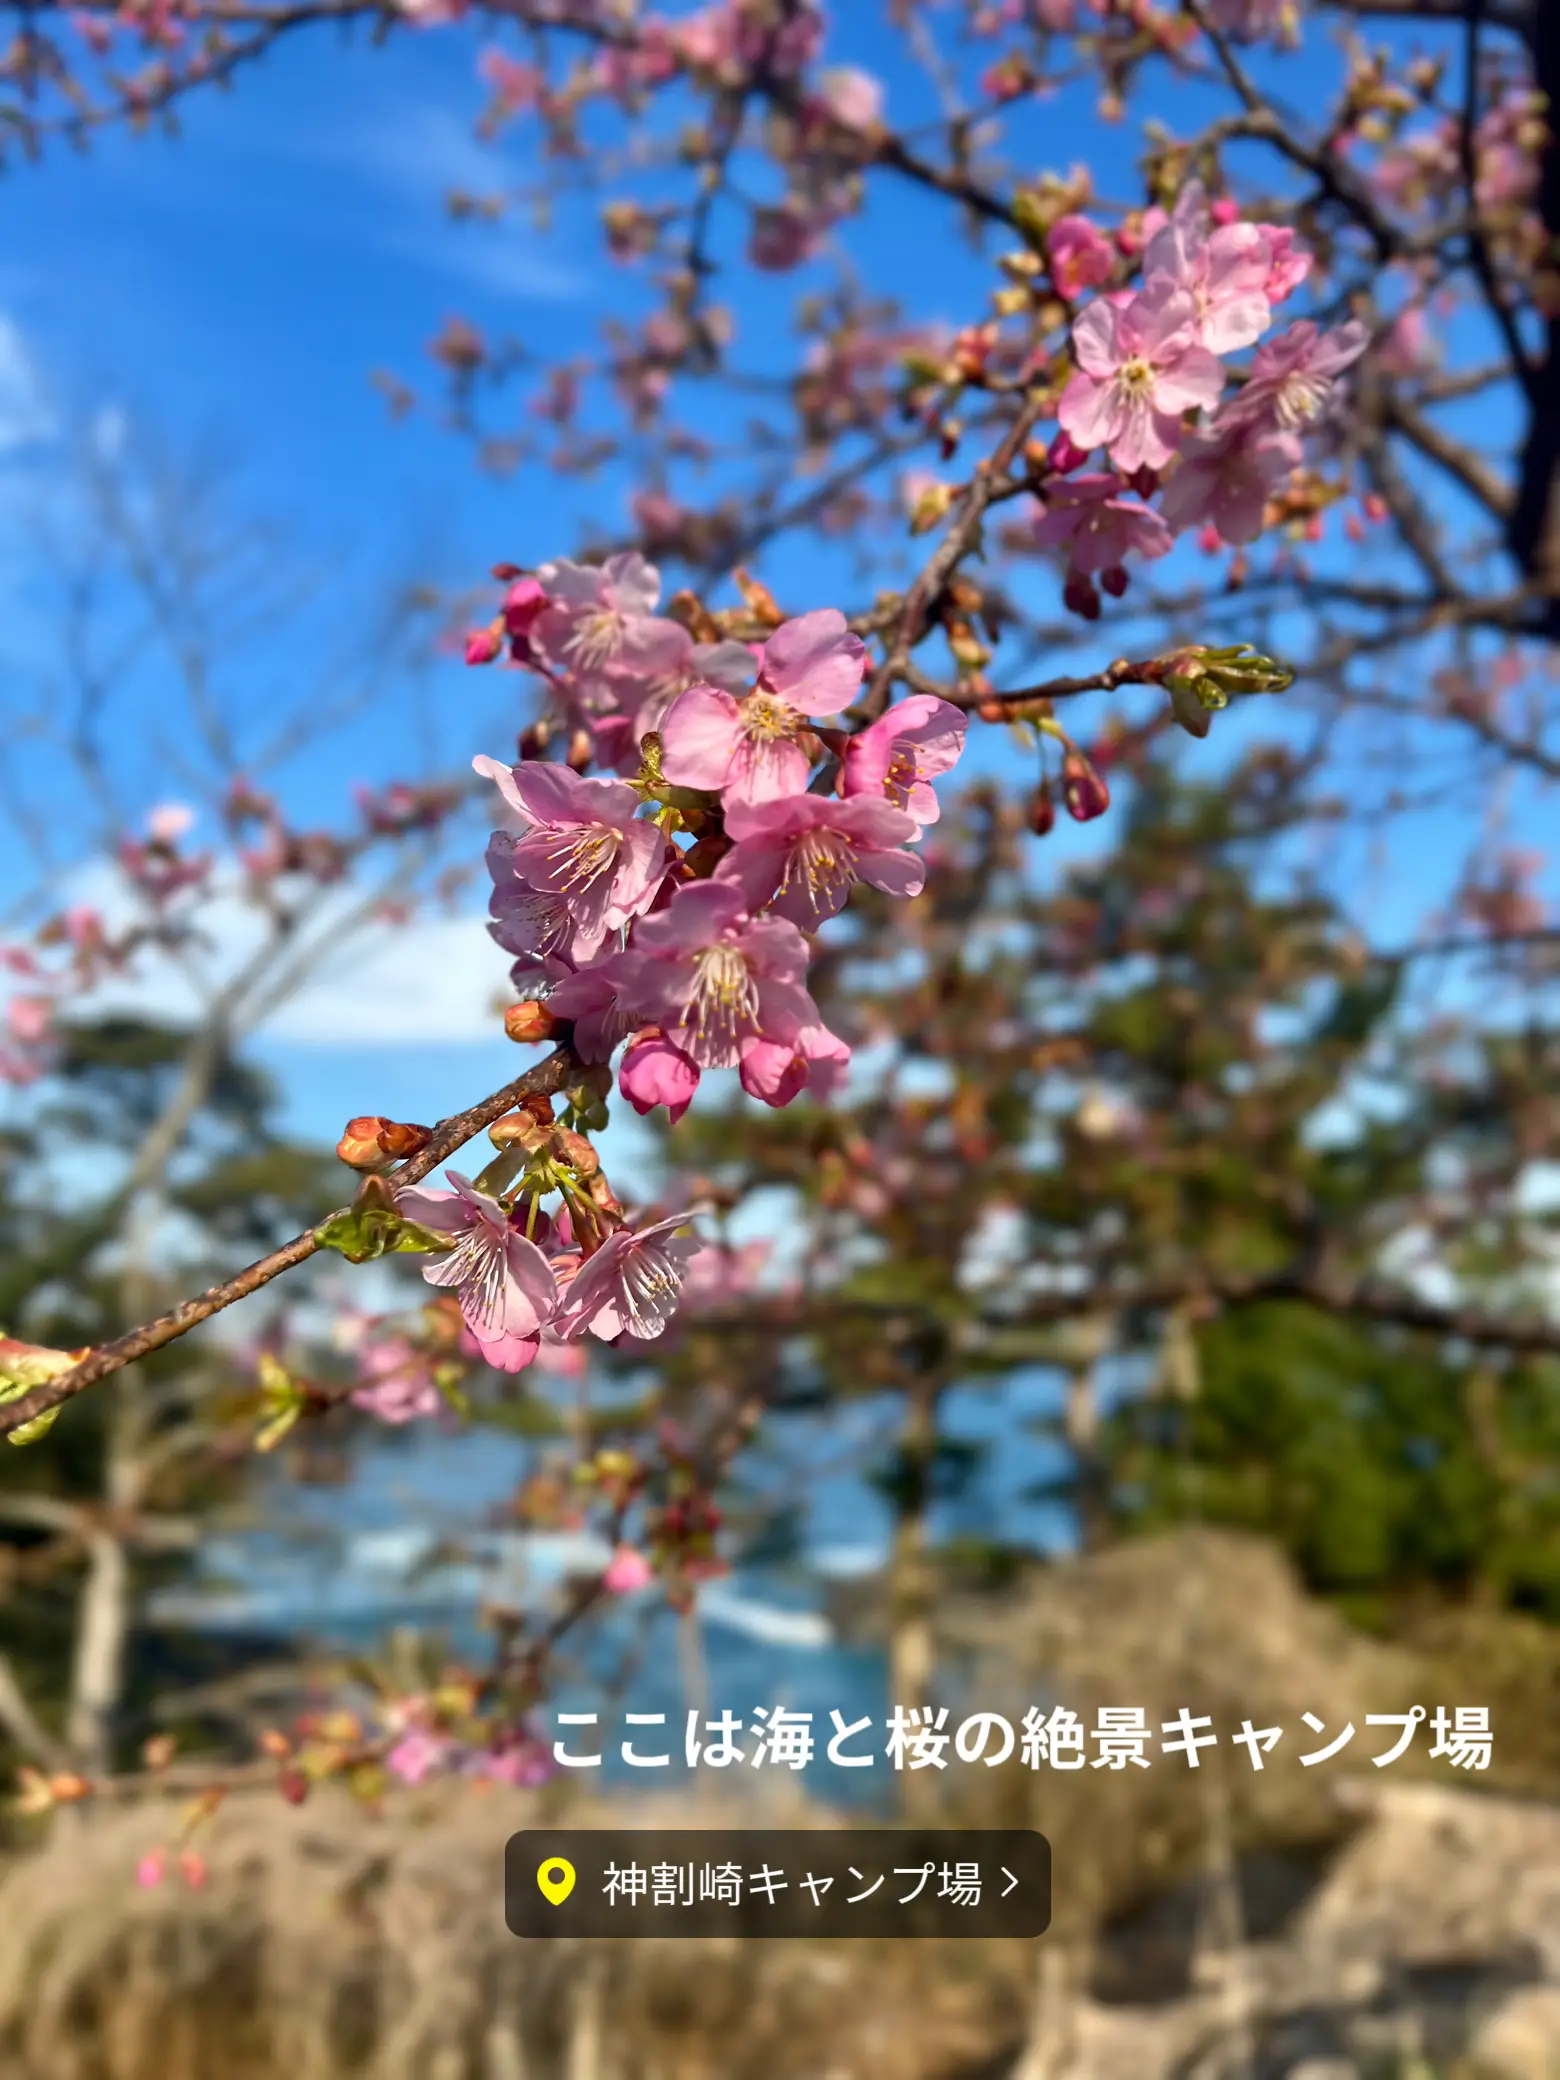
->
[68,860,511,1047]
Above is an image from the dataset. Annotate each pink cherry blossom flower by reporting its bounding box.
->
[629,881,824,1067]
[1158,422,1302,544]
[7,994,54,1046]
[467,1735,555,1786]
[841,695,967,831]
[1033,473,1175,574]
[717,794,924,932]
[1059,279,1225,472]
[1047,214,1115,300]
[659,609,866,806]
[546,951,647,1062]
[1257,225,1312,304]
[474,757,671,962]
[350,1337,444,1425]
[394,1173,558,1372]
[1218,319,1370,433]
[603,1545,655,1592]
[1143,186,1273,353]
[816,65,883,131]
[554,1209,705,1342]
[387,1730,454,1785]
[739,1022,851,1107]
[619,1032,701,1122]
[530,553,688,680]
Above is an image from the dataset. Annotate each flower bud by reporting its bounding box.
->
[910,481,957,535]
[1047,430,1089,474]
[551,1126,600,1177]
[375,1120,432,1162]
[489,1110,549,1152]
[1063,571,1101,621]
[517,721,552,761]
[464,625,503,667]
[1062,751,1111,822]
[337,1117,395,1170]
[503,999,557,1043]
[1100,563,1129,598]
[1028,782,1056,836]
[566,729,594,773]
[502,576,549,637]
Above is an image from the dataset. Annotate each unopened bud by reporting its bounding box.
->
[464,624,503,666]
[337,1116,395,1170]
[502,575,549,637]
[1062,571,1101,621]
[503,999,557,1043]
[732,566,784,628]
[551,1126,600,1177]
[1100,563,1129,598]
[910,481,957,535]
[1062,751,1111,822]
[517,721,552,761]
[1028,782,1056,837]
[489,1110,549,1152]
[375,1120,432,1162]
[518,1092,557,1125]
[566,729,594,773]
[1047,430,1089,474]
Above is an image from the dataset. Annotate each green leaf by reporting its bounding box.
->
[0,1335,79,1446]
[314,1205,455,1265]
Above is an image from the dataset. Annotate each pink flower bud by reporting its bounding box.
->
[1210,197,1239,226]
[1047,430,1089,474]
[1197,522,1222,554]
[619,1034,701,1124]
[1063,751,1111,822]
[502,576,550,637]
[1100,564,1130,598]
[465,625,503,666]
[603,1546,654,1593]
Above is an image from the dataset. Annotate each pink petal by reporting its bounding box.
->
[659,684,741,789]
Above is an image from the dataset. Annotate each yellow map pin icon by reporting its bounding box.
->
[537,1857,576,1906]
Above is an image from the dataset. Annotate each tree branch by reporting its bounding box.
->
[0,1041,582,1441]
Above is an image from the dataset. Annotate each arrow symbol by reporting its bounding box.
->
[1001,1868,1018,1897]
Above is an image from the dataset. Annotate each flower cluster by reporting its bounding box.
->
[1033,182,1367,613]
[445,571,965,1367]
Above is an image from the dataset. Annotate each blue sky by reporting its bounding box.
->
[1,1,1546,1161]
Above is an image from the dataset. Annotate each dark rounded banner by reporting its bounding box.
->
[505,1828,1051,1940]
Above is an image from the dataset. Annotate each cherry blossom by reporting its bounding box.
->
[553,1208,705,1342]
[350,1337,444,1425]
[530,552,686,680]
[1159,422,1302,544]
[738,1022,851,1107]
[658,608,866,805]
[630,880,824,1068]
[1059,279,1225,473]
[717,793,925,931]
[841,694,968,831]
[1047,214,1114,301]
[394,1173,559,1372]
[474,756,672,962]
[1033,473,1175,573]
[1143,186,1274,353]
[1218,319,1370,434]
[619,1030,702,1122]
